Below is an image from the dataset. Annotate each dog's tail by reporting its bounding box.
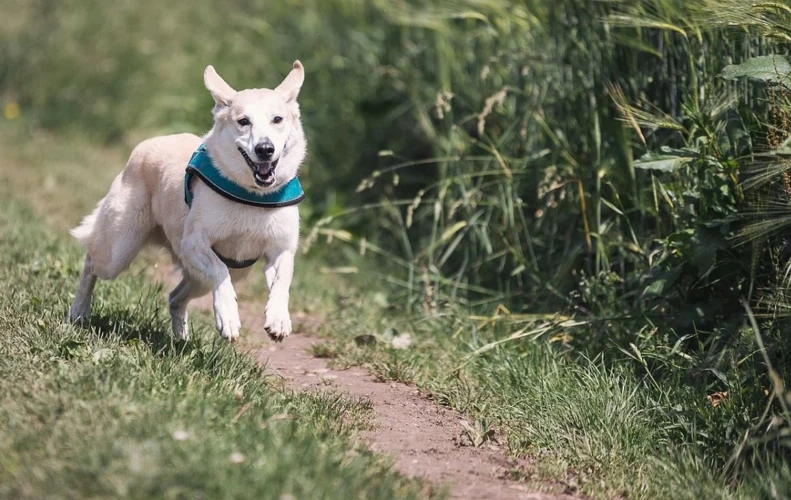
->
[69,200,103,249]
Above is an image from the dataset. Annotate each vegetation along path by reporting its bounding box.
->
[6,0,791,497]
[168,273,578,500]
[0,126,575,498]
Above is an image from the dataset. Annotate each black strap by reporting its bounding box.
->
[213,248,259,269]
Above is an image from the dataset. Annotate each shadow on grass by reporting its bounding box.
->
[82,305,255,378]
[80,285,199,357]
[67,282,268,380]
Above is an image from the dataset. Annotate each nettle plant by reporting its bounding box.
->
[609,48,791,365]
[605,82,749,335]
[637,141,744,329]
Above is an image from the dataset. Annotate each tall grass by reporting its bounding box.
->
[3,0,791,494]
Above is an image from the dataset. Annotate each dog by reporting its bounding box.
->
[67,61,307,342]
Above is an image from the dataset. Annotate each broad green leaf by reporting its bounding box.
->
[721,55,791,86]
[634,147,698,172]
[643,278,671,298]
[634,155,692,172]
[642,268,681,299]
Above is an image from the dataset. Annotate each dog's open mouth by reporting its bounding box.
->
[238,148,279,187]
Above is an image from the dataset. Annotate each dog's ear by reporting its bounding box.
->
[275,60,304,104]
[204,65,236,108]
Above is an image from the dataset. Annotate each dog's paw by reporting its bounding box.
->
[66,304,90,325]
[171,311,190,341]
[264,301,292,342]
[213,291,241,342]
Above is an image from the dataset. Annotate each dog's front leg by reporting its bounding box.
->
[181,230,241,342]
[263,250,295,341]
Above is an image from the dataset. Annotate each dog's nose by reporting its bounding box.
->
[254,141,275,161]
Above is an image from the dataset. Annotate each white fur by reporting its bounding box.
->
[67,61,307,342]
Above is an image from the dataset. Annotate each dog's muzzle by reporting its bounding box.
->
[238,148,279,187]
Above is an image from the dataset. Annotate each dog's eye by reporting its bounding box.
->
[272,116,283,124]
[237,118,251,127]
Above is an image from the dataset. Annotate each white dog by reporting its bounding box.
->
[67,61,307,342]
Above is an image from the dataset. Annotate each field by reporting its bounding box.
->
[2,0,791,498]
[0,126,432,499]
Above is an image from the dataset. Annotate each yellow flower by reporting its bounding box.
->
[4,101,20,120]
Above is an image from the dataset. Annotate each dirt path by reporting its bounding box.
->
[165,273,577,499]
[250,332,575,499]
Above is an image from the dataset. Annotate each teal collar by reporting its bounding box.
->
[183,144,305,269]
[184,144,305,209]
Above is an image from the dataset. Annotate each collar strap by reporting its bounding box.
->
[183,144,305,269]
[184,144,305,208]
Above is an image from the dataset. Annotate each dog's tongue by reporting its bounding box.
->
[253,164,276,186]
[253,162,275,176]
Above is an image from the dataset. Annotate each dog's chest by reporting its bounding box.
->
[202,201,298,260]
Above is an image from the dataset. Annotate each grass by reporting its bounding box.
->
[3,0,791,496]
[306,291,791,499]
[0,78,786,500]
[0,126,428,499]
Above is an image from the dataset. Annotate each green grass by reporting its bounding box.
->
[1,83,788,500]
[0,131,428,499]
[0,92,786,500]
[3,0,791,496]
[307,298,791,499]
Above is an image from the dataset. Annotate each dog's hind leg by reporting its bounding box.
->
[74,169,156,281]
[67,255,98,324]
[168,276,210,340]
[69,172,153,324]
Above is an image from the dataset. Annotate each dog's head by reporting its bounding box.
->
[202,62,306,192]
